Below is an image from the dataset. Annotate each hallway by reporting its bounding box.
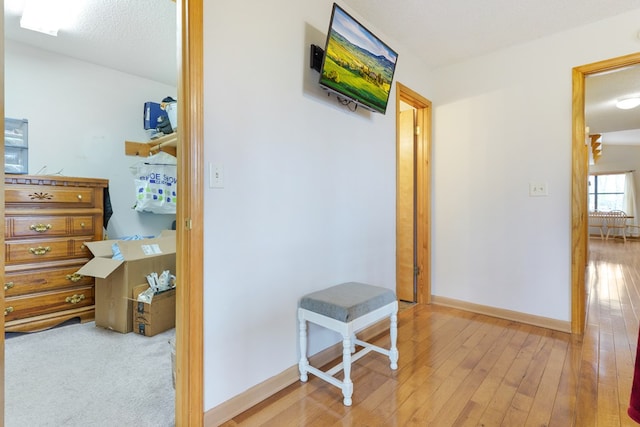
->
[221,239,640,426]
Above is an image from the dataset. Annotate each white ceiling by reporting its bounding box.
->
[4,0,640,143]
[342,0,640,145]
[584,65,640,144]
[343,0,640,70]
[4,0,177,86]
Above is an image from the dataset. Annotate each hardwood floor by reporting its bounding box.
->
[221,239,640,426]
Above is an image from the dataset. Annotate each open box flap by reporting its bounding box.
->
[117,236,176,261]
[76,257,124,279]
[158,229,176,238]
[83,239,118,258]
[83,233,176,262]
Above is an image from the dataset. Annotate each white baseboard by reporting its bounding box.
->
[431,295,571,333]
[204,320,389,426]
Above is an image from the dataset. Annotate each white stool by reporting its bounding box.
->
[298,282,399,406]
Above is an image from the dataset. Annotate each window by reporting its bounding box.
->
[589,173,626,211]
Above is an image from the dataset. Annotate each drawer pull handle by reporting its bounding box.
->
[77,194,83,200]
[80,222,86,228]
[4,307,14,316]
[4,282,14,291]
[30,223,52,232]
[65,294,85,304]
[29,246,51,256]
[66,273,84,283]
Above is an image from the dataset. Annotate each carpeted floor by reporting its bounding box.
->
[5,320,175,427]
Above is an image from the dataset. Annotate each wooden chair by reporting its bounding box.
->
[606,210,628,242]
[589,211,607,240]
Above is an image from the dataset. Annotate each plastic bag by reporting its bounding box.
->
[131,152,177,214]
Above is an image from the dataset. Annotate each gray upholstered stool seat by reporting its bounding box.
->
[299,282,397,322]
[298,282,399,406]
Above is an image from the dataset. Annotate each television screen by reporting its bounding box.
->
[319,3,398,114]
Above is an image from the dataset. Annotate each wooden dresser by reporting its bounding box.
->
[4,175,108,332]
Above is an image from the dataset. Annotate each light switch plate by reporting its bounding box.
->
[529,182,548,196]
[209,163,224,188]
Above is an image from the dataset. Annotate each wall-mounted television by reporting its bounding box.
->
[318,3,398,114]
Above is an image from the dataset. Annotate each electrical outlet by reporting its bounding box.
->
[529,182,548,197]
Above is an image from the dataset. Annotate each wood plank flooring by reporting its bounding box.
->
[221,239,640,426]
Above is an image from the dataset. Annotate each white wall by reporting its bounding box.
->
[202,0,433,409]
[430,10,640,320]
[200,1,640,414]
[5,40,176,238]
[590,144,640,175]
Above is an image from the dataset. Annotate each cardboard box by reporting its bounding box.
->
[76,231,176,333]
[132,284,176,337]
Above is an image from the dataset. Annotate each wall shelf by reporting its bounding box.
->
[125,132,177,157]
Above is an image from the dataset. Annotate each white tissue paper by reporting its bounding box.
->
[138,270,176,303]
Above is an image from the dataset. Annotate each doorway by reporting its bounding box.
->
[0,1,204,424]
[571,51,640,334]
[396,83,431,304]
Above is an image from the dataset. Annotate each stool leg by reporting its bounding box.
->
[389,312,399,370]
[342,335,353,406]
[298,317,309,382]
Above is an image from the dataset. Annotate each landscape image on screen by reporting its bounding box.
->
[319,5,398,114]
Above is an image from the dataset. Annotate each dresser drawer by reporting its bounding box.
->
[4,286,94,322]
[5,264,94,297]
[5,237,93,264]
[5,185,97,207]
[5,215,96,239]
[4,175,106,332]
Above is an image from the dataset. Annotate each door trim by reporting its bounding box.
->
[1,0,5,418]
[396,83,432,304]
[176,0,204,425]
[571,51,640,334]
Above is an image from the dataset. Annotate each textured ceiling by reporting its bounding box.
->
[4,1,640,142]
[342,0,640,69]
[4,0,177,86]
[341,0,640,143]
[585,65,640,143]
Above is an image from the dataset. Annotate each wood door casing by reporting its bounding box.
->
[571,51,640,334]
[175,0,204,424]
[396,83,432,305]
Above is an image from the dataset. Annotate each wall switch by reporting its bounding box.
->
[209,163,224,188]
[529,182,548,197]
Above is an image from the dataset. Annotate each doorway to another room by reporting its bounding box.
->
[571,51,640,334]
[395,83,431,304]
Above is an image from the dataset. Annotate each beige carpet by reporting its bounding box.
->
[5,320,175,427]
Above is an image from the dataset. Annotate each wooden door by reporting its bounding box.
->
[397,109,416,301]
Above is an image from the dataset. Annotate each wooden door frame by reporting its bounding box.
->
[396,83,432,304]
[0,1,205,425]
[1,0,5,421]
[176,0,204,425]
[571,51,640,334]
